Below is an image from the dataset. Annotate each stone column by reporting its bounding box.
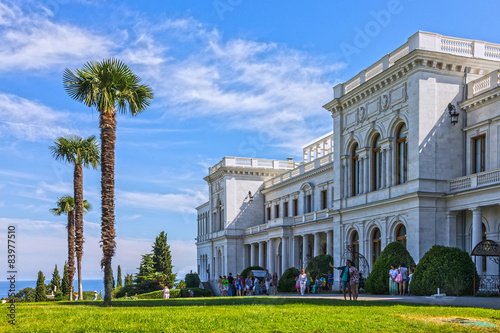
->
[364,156,369,193]
[250,243,256,266]
[446,212,457,247]
[259,242,265,268]
[281,237,288,276]
[381,150,386,188]
[387,146,392,187]
[314,232,321,257]
[292,236,300,268]
[302,235,309,269]
[472,207,483,273]
[343,159,348,198]
[326,230,333,256]
[268,238,275,273]
[359,158,364,194]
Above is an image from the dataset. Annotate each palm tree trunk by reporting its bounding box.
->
[74,163,84,301]
[100,111,117,306]
[67,211,76,301]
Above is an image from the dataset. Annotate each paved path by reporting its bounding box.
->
[275,293,500,309]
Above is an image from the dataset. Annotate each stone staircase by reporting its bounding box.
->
[201,281,216,296]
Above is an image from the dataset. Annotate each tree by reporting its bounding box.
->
[15,287,35,302]
[51,264,61,293]
[185,273,201,288]
[35,271,47,302]
[174,280,186,289]
[61,262,70,296]
[410,245,479,296]
[152,231,176,288]
[365,242,415,294]
[306,254,333,280]
[134,254,156,285]
[64,58,153,305]
[278,267,300,292]
[111,266,115,290]
[117,265,122,289]
[50,196,92,300]
[50,135,100,301]
[124,273,134,286]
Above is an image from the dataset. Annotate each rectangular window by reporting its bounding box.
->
[283,201,289,217]
[472,135,486,173]
[320,190,328,210]
[306,194,312,213]
[266,207,271,221]
[274,204,280,219]
[293,199,298,216]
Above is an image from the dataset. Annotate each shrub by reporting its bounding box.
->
[306,254,333,280]
[180,288,211,298]
[134,289,181,299]
[185,273,201,288]
[114,280,163,298]
[278,267,300,292]
[410,245,479,296]
[365,242,415,294]
[240,266,264,279]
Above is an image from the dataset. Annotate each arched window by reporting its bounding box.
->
[351,231,359,268]
[396,123,407,185]
[396,224,407,248]
[372,228,381,265]
[372,134,382,191]
[351,143,360,196]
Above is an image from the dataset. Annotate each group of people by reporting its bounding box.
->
[294,271,332,295]
[219,270,279,296]
[328,260,360,300]
[389,263,414,295]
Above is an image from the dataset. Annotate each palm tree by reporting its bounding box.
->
[49,135,100,300]
[50,196,92,300]
[63,58,153,305]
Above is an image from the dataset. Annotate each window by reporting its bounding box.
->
[472,135,486,174]
[372,134,382,191]
[396,124,407,185]
[351,231,359,268]
[266,207,271,221]
[351,143,360,196]
[274,204,280,219]
[396,224,407,248]
[320,189,328,209]
[306,194,312,213]
[372,228,381,265]
[283,201,289,217]
[292,199,298,216]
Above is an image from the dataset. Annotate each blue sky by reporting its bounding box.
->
[1,0,499,281]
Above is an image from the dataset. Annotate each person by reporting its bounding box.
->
[245,275,253,296]
[295,275,300,295]
[227,273,234,296]
[218,276,223,296]
[272,273,279,296]
[398,262,408,296]
[254,276,260,295]
[306,271,311,294]
[93,291,98,301]
[188,289,194,297]
[327,271,334,291]
[320,275,326,293]
[207,268,210,281]
[264,270,272,295]
[236,274,242,296]
[74,292,78,301]
[330,261,351,300]
[389,264,398,295]
[408,268,414,295]
[163,285,170,300]
[299,269,308,296]
[348,260,360,301]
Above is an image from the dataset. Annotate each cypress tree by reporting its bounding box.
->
[111,266,115,289]
[35,271,47,302]
[124,273,134,286]
[134,254,156,284]
[51,264,61,293]
[61,262,70,296]
[117,265,122,288]
[152,231,176,288]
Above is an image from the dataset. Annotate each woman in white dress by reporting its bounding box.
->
[299,269,308,296]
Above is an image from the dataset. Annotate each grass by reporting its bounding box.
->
[2,297,499,332]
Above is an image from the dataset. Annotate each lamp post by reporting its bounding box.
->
[448,103,459,125]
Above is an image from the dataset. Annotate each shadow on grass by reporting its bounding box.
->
[57,297,434,308]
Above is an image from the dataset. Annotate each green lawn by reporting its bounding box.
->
[2,297,499,332]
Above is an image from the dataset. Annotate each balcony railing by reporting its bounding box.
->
[449,168,500,192]
[467,69,500,99]
[209,157,301,175]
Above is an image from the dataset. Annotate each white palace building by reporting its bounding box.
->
[196,31,500,293]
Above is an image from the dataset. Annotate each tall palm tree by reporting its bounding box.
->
[50,135,100,300]
[50,196,92,300]
[63,58,153,305]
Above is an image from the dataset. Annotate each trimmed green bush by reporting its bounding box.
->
[278,267,300,292]
[180,288,211,297]
[306,254,333,280]
[240,266,264,279]
[185,273,201,288]
[410,245,479,296]
[365,242,415,294]
[133,289,181,299]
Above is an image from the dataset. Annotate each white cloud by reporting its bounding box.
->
[117,189,208,214]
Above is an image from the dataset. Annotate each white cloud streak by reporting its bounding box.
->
[117,189,208,214]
